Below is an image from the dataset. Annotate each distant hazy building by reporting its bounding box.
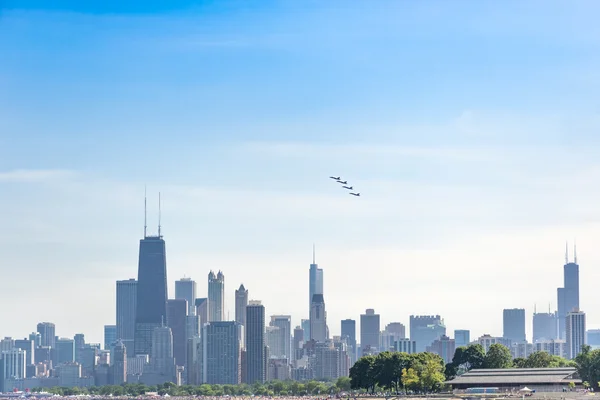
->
[293,326,304,360]
[341,319,356,364]
[56,338,75,365]
[167,299,188,367]
[235,284,249,328]
[454,330,470,348]
[477,334,512,353]
[36,322,56,348]
[202,321,241,384]
[195,298,208,326]
[0,349,26,391]
[146,326,176,383]
[360,309,380,355]
[427,335,456,364]
[308,249,323,334]
[116,278,137,353]
[535,339,567,358]
[394,339,417,354]
[175,278,197,316]
[208,271,225,322]
[310,294,327,343]
[13,338,34,366]
[533,311,558,342]
[270,316,292,361]
[104,326,117,350]
[587,330,600,349]
[134,215,168,357]
[503,308,526,343]
[566,309,586,359]
[246,301,265,384]
[111,340,127,385]
[314,341,341,379]
[380,322,405,353]
[410,315,446,353]
[558,247,579,340]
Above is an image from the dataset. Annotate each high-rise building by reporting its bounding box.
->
[104,325,117,350]
[175,278,197,316]
[503,308,526,343]
[533,311,558,342]
[293,326,304,360]
[150,326,176,380]
[208,271,225,322]
[202,322,241,384]
[587,330,600,349]
[245,301,265,384]
[566,309,586,359]
[116,278,137,353]
[410,315,446,353]
[308,248,324,318]
[454,330,470,348]
[341,319,356,364]
[360,309,380,355]
[36,322,56,348]
[558,245,580,340]
[134,198,168,356]
[0,349,26,391]
[310,295,327,343]
[195,298,208,326]
[235,284,249,328]
[380,323,406,353]
[270,316,292,361]
[13,338,34,366]
[56,338,75,365]
[167,299,188,367]
[426,335,456,364]
[111,340,127,385]
[28,332,41,348]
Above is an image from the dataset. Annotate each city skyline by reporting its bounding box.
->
[2,0,600,343]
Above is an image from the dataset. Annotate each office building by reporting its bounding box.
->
[56,338,75,365]
[360,309,380,355]
[310,294,327,343]
[195,298,208,326]
[341,319,356,364]
[134,201,168,356]
[293,326,304,360]
[0,349,26,392]
[503,308,526,343]
[13,338,34,366]
[104,326,117,350]
[246,301,265,384]
[111,340,127,385]
[533,311,558,342]
[167,299,188,367]
[208,271,225,322]
[410,315,446,353]
[175,278,197,316]
[235,284,249,328]
[202,321,241,384]
[426,335,456,364]
[566,309,586,359]
[557,245,580,340]
[587,330,600,349]
[149,326,176,380]
[116,278,137,353]
[454,330,470,348]
[36,322,56,348]
[394,339,417,354]
[270,316,291,361]
[309,248,324,318]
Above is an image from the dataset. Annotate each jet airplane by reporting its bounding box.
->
[329,176,341,180]
[337,180,348,184]
[342,186,353,190]
[350,192,360,197]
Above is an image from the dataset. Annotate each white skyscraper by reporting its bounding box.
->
[270,315,292,361]
[566,309,586,359]
[0,349,26,382]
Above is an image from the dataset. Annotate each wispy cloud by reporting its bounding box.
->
[0,169,76,183]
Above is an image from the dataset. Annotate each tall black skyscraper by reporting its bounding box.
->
[116,279,137,354]
[558,244,580,340]
[245,301,265,384]
[134,193,168,356]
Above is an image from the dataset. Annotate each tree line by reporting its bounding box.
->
[350,344,577,394]
[31,378,352,397]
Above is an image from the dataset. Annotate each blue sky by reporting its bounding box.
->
[1,0,600,344]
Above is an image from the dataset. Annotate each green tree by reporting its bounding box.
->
[350,355,377,393]
[483,343,512,369]
[401,367,419,392]
[420,358,446,393]
[335,376,352,392]
[574,345,600,390]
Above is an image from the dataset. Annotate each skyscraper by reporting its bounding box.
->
[566,309,586,359]
[208,271,225,322]
[310,294,327,343]
[245,301,265,384]
[36,322,56,348]
[175,278,197,316]
[167,299,188,367]
[454,330,470,348]
[309,247,324,318]
[533,310,558,342]
[149,325,176,381]
[270,315,292,361]
[111,340,127,385]
[56,338,75,365]
[104,326,117,350]
[558,244,580,340]
[341,319,356,364]
[134,194,168,356]
[410,315,446,353]
[503,308,526,343]
[360,309,380,355]
[235,284,249,328]
[195,298,208,326]
[116,279,137,353]
[202,321,242,384]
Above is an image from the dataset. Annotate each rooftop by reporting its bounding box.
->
[447,368,581,386]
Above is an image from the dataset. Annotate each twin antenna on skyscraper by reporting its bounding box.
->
[144,186,162,238]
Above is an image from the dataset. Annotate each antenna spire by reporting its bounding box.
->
[534,303,537,314]
[565,241,569,264]
[144,186,147,238]
[313,243,316,264]
[574,240,578,264]
[158,192,162,237]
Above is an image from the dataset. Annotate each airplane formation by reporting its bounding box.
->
[329,176,360,197]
